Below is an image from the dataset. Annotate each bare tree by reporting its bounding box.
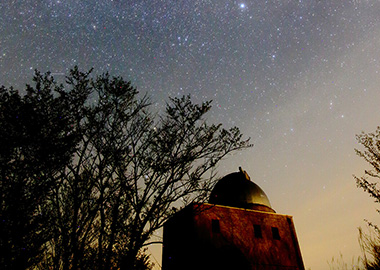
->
[30,67,252,269]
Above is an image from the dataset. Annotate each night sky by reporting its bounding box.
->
[2,1,380,268]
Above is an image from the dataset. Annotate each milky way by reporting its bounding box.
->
[2,1,380,268]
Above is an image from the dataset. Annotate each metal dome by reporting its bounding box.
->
[209,168,274,212]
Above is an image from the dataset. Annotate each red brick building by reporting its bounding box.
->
[162,168,305,270]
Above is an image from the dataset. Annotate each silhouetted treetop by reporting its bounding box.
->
[0,66,252,270]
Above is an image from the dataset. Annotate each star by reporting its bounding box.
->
[1,2,380,269]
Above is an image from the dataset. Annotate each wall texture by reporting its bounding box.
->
[162,203,304,270]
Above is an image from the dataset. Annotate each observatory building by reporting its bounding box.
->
[162,168,305,270]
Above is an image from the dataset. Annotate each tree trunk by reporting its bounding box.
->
[104,197,120,270]
[98,190,106,270]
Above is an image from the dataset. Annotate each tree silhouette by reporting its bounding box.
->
[1,67,252,269]
[354,127,380,270]
[0,71,81,269]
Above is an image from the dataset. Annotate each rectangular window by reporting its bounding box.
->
[254,224,262,238]
[212,219,220,233]
[272,227,280,240]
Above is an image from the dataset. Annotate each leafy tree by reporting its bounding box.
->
[354,127,380,270]
[1,67,251,269]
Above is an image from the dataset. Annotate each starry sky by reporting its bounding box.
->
[2,0,380,269]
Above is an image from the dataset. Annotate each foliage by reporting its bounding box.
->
[358,225,380,270]
[0,67,251,269]
[354,127,380,270]
[328,252,362,270]
[0,72,81,269]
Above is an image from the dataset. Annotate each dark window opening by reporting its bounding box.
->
[272,227,280,240]
[212,219,220,233]
[254,225,262,238]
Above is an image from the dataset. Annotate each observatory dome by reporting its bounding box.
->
[209,168,275,212]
